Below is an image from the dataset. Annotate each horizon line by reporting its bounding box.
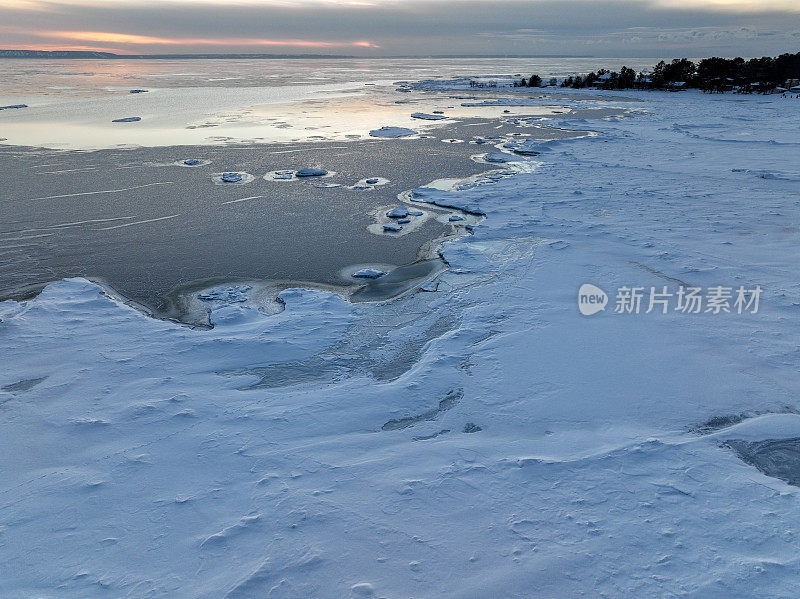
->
[0,49,601,59]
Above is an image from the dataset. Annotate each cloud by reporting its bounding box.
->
[1,0,798,56]
[36,30,378,47]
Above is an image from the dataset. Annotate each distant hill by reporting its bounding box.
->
[0,49,357,59]
[0,49,119,59]
[0,49,592,60]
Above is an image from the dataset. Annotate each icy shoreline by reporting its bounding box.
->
[2,109,576,324]
[3,84,800,597]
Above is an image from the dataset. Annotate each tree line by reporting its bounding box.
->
[514,52,800,93]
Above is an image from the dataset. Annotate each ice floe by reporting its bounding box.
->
[264,169,336,182]
[349,177,389,190]
[386,205,410,219]
[352,268,386,279]
[411,113,447,121]
[295,168,328,177]
[481,151,520,164]
[173,158,211,167]
[369,126,417,138]
[198,285,251,303]
[212,172,255,185]
[502,139,541,156]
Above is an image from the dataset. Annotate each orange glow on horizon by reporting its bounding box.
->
[1,42,123,53]
[37,30,379,48]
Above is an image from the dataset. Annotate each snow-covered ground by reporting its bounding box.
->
[2,85,800,598]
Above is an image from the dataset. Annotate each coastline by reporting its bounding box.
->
[5,73,800,596]
[0,112,590,324]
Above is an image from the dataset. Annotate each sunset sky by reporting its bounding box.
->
[1,0,798,56]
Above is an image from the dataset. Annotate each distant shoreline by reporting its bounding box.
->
[0,49,594,60]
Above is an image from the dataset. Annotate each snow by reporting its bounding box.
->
[482,151,520,163]
[213,172,255,185]
[198,285,252,303]
[461,98,554,107]
[411,112,447,121]
[295,168,328,177]
[369,126,417,138]
[3,86,800,597]
[352,268,386,279]
[409,186,444,203]
[386,205,409,218]
[502,138,541,155]
[221,172,242,183]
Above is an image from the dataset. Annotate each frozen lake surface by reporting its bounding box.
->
[3,59,800,597]
[0,118,587,322]
[0,60,599,321]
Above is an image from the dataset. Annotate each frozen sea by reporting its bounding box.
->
[2,58,800,597]
[0,58,600,321]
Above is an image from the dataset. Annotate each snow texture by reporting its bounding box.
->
[3,86,800,598]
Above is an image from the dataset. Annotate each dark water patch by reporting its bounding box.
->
[413,429,451,441]
[381,388,462,431]
[725,438,800,487]
[0,118,584,322]
[692,406,798,434]
[2,377,46,393]
[350,260,444,303]
[629,261,692,288]
[228,357,353,391]
[695,413,750,434]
